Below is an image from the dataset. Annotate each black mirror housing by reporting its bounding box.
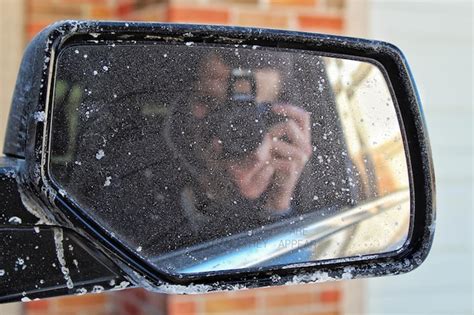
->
[0,20,435,302]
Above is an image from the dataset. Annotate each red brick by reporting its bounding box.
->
[28,2,83,17]
[128,288,148,302]
[117,2,135,17]
[27,21,50,39]
[270,0,317,6]
[236,11,289,29]
[55,293,108,308]
[319,289,342,304]
[28,0,55,5]
[89,4,116,19]
[59,0,111,3]
[25,299,50,312]
[210,0,258,3]
[204,295,257,313]
[168,301,196,315]
[301,312,340,315]
[166,6,230,24]
[121,300,142,315]
[265,291,316,308]
[125,4,167,21]
[298,14,344,31]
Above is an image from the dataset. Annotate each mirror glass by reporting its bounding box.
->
[50,41,410,275]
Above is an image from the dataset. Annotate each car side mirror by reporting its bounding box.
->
[0,20,435,302]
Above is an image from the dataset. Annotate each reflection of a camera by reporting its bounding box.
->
[209,68,284,159]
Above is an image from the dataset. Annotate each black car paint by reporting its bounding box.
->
[0,158,129,303]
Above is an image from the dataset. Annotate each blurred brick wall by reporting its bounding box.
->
[24,293,113,315]
[167,283,344,315]
[17,0,358,315]
[26,0,345,39]
[24,283,345,315]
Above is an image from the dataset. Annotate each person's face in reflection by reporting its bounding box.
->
[197,54,229,102]
[192,53,312,213]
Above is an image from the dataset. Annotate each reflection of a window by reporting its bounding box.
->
[321,58,410,257]
[50,80,83,164]
[325,58,409,198]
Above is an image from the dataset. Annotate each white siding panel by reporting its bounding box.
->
[366,0,473,314]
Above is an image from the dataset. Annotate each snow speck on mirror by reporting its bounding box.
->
[8,216,22,225]
[95,149,105,160]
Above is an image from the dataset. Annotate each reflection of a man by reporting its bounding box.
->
[173,53,312,215]
[163,49,362,246]
[62,45,362,255]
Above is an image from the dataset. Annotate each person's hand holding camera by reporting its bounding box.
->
[263,104,312,212]
[227,104,312,213]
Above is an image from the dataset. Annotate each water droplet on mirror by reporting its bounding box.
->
[76,288,87,295]
[8,216,22,224]
[92,285,104,293]
[95,149,105,160]
[270,275,281,282]
[103,176,112,187]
